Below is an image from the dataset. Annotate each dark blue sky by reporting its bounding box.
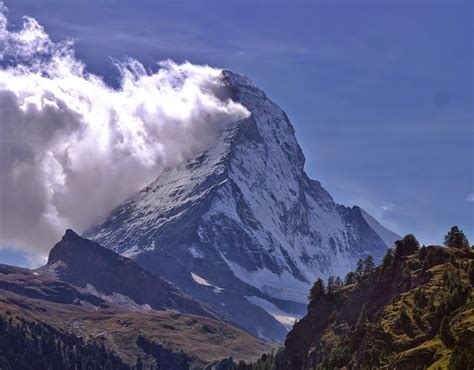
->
[2,0,473,264]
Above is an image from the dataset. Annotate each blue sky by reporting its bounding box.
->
[2,0,473,266]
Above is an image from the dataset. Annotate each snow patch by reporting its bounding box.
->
[189,246,204,259]
[191,272,224,293]
[122,245,140,258]
[245,295,301,330]
[221,253,310,303]
[144,240,156,252]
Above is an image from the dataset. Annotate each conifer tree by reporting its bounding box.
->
[363,255,375,274]
[381,248,394,268]
[344,271,357,285]
[327,276,336,294]
[355,259,364,281]
[439,316,453,346]
[395,234,420,259]
[309,278,325,301]
[444,226,470,248]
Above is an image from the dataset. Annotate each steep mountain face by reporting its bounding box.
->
[46,229,214,317]
[85,70,399,341]
[275,246,474,370]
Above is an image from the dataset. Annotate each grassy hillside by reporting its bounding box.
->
[0,265,272,369]
[277,242,474,370]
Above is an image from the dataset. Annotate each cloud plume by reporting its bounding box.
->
[0,4,249,255]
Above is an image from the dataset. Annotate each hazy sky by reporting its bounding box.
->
[1,0,473,266]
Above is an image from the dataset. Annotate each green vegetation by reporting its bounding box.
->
[444,226,470,249]
[449,331,474,369]
[343,271,356,285]
[271,227,474,370]
[381,247,394,269]
[326,276,343,294]
[136,335,190,370]
[308,278,325,302]
[362,255,375,274]
[394,233,420,259]
[0,314,131,370]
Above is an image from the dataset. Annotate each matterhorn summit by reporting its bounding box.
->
[85,70,399,341]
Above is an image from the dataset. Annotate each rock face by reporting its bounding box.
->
[85,70,399,341]
[46,229,214,317]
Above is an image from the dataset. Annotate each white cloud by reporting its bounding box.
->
[467,193,474,203]
[0,5,249,253]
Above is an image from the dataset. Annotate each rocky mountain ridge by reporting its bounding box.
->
[46,229,214,317]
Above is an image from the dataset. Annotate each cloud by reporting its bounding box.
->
[467,193,474,203]
[381,204,394,212]
[0,4,249,254]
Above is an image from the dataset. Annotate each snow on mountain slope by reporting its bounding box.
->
[84,70,400,341]
[245,295,301,330]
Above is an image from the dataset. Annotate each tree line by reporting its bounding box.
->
[309,225,471,302]
[0,313,132,370]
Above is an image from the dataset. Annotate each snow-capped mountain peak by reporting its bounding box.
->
[85,70,399,341]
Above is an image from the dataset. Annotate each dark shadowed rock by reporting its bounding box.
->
[47,229,215,317]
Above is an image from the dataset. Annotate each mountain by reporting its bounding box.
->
[45,229,214,317]
[275,245,474,369]
[84,70,399,341]
[0,231,272,368]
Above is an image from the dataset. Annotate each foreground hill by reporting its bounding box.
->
[0,231,271,369]
[276,243,474,369]
[85,70,399,341]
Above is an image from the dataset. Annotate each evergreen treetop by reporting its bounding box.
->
[444,226,470,248]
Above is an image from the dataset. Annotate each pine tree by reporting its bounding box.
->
[439,316,453,347]
[309,278,325,301]
[449,332,474,370]
[355,259,364,281]
[363,255,375,274]
[381,248,394,269]
[398,307,411,331]
[327,276,337,294]
[350,304,367,350]
[325,276,343,293]
[395,234,420,259]
[413,288,428,308]
[468,261,474,285]
[421,248,437,271]
[444,226,470,248]
[344,271,357,285]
